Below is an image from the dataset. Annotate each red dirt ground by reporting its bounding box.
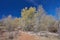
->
[16,31,40,40]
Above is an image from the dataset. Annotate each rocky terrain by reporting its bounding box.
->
[0,30,60,40]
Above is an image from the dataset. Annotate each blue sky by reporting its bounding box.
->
[0,0,60,19]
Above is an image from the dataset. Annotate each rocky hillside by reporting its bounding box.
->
[0,30,60,40]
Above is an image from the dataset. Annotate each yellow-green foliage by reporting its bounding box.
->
[21,7,36,20]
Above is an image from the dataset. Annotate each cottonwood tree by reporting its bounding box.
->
[2,15,14,31]
[2,15,19,31]
[33,5,46,32]
[33,6,54,32]
[33,6,57,32]
[21,7,36,31]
